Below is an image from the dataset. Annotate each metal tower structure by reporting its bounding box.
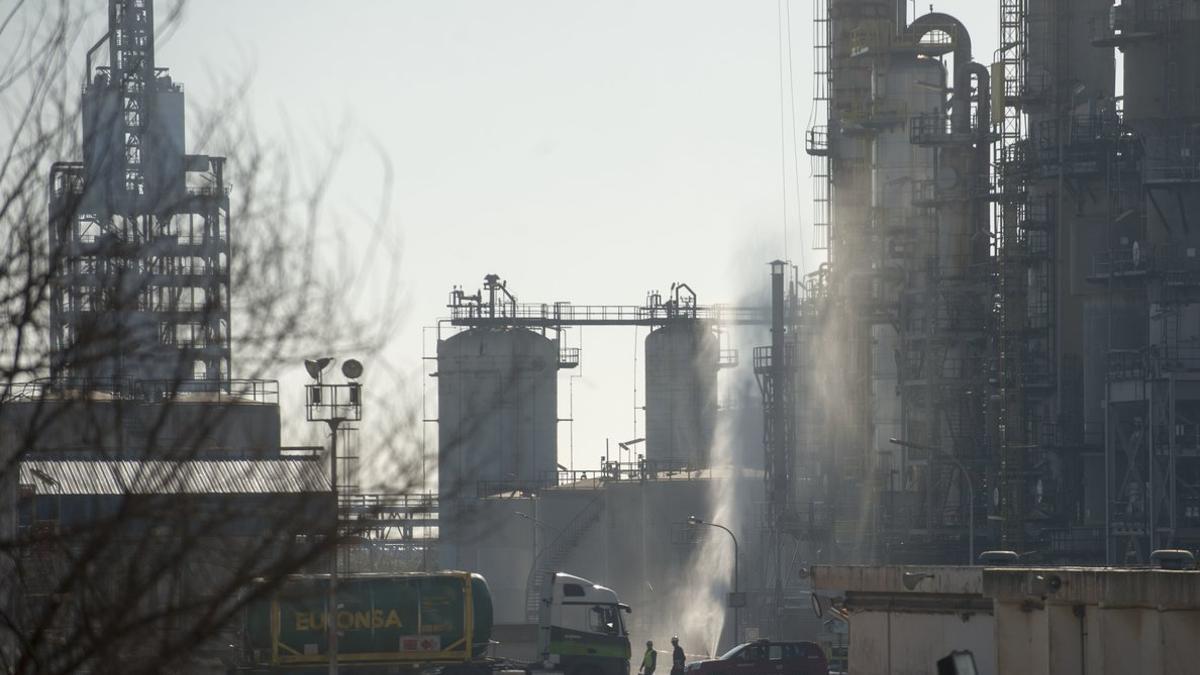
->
[111,0,155,197]
[753,261,796,635]
[992,0,1033,554]
[1092,0,1200,563]
[49,0,231,389]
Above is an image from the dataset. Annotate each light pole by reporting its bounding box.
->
[305,358,364,675]
[688,515,740,647]
[618,438,645,466]
[889,438,974,565]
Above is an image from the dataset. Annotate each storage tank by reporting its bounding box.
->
[644,321,718,468]
[437,328,558,502]
[242,572,493,668]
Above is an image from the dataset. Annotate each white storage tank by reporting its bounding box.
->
[437,328,559,503]
[644,321,718,468]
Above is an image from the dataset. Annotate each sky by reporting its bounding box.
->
[24,0,1000,490]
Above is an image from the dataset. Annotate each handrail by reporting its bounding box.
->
[448,302,769,326]
[2,378,278,404]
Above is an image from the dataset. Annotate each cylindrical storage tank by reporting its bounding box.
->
[644,321,718,468]
[437,328,558,503]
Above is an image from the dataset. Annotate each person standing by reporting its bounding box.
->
[639,640,657,675]
[670,636,685,675]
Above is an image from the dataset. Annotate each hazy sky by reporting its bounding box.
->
[36,1,999,489]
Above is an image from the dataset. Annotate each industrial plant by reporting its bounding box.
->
[797,0,1200,566]
[4,0,1200,673]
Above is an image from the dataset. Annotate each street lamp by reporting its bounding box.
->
[618,438,645,465]
[687,515,741,647]
[888,438,975,565]
[305,358,364,675]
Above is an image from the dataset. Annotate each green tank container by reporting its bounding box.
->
[243,572,493,668]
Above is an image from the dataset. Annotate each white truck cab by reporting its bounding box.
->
[536,573,631,675]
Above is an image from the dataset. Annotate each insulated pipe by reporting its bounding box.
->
[906,13,973,132]
[964,61,994,264]
[964,61,990,137]
[85,31,111,82]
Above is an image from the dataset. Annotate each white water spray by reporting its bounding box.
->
[667,395,745,658]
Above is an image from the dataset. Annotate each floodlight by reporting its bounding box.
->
[304,357,334,380]
[341,359,363,379]
[687,515,703,526]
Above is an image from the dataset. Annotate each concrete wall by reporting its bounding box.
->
[815,565,1200,675]
[811,565,995,675]
[847,610,992,675]
[985,567,1200,675]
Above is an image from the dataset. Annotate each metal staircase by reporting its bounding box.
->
[524,493,605,623]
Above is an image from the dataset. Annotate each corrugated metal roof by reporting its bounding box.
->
[20,459,330,495]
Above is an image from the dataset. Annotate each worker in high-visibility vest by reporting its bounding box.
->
[639,641,657,675]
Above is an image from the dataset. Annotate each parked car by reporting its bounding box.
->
[685,639,829,675]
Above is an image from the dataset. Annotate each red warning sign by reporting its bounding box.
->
[400,635,441,652]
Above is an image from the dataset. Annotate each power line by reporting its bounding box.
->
[784,0,806,275]
[777,0,790,261]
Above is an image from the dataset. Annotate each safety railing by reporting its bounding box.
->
[185,185,231,197]
[475,480,553,498]
[141,378,277,404]
[1107,349,1145,382]
[449,302,768,326]
[3,378,276,404]
[1143,137,1200,184]
[718,348,739,369]
[1090,248,1146,278]
[1090,4,1173,47]
[752,343,799,373]
[805,127,829,156]
[909,113,986,146]
[911,177,989,205]
[557,347,581,369]
[550,458,712,487]
[1108,346,1200,382]
[1092,243,1200,281]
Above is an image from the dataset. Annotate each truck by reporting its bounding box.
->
[237,571,630,675]
[533,572,631,675]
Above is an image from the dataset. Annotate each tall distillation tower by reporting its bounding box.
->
[49,0,232,388]
[806,0,993,563]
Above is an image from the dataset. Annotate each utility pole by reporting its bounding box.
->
[304,358,365,675]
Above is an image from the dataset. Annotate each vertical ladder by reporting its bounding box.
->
[994,0,1030,552]
[809,0,832,254]
[110,0,156,198]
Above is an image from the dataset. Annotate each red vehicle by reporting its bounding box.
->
[685,639,829,675]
